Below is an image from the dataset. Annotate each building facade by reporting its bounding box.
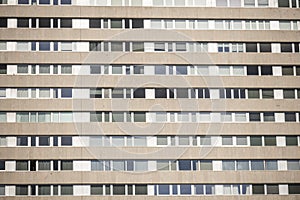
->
[0,0,300,199]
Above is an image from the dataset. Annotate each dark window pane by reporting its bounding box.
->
[251,160,264,170]
[61,88,72,98]
[282,66,294,76]
[39,136,50,146]
[135,185,147,195]
[278,0,289,7]
[261,66,272,75]
[18,0,29,4]
[262,89,274,98]
[263,112,275,122]
[158,185,169,195]
[39,42,50,51]
[285,112,296,122]
[132,19,144,28]
[0,18,7,27]
[60,19,72,28]
[113,185,125,195]
[267,185,279,194]
[111,19,122,28]
[250,136,262,146]
[61,161,73,170]
[178,160,191,171]
[17,18,29,27]
[91,185,103,195]
[61,136,72,146]
[39,18,51,28]
[283,89,295,98]
[133,88,145,98]
[248,89,259,98]
[155,89,167,98]
[61,185,73,195]
[16,185,28,195]
[90,19,101,28]
[17,136,28,146]
[247,65,259,75]
[61,0,71,4]
[180,185,191,195]
[252,185,264,194]
[249,112,261,121]
[39,0,50,4]
[0,65,7,74]
[281,43,293,52]
[246,43,257,52]
[260,43,271,52]
[0,161,5,170]
[289,185,300,194]
[176,88,188,98]
[264,136,276,146]
[286,136,298,146]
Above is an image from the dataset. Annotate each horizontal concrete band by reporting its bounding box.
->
[0,147,299,159]
[0,171,299,184]
[0,7,300,19]
[0,76,300,88]
[0,99,299,111]
[1,30,300,42]
[0,196,299,200]
[1,52,300,65]
[0,123,299,135]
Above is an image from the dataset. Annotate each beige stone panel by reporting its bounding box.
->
[0,7,299,19]
[0,123,299,135]
[0,99,299,111]
[0,196,299,200]
[0,171,299,184]
[0,75,299,88]
[0,147,299,160]
[1,29,300,42]
[0,52,300,65]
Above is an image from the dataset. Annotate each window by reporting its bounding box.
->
[176,43,186,51]
[39,42,50,51]
[265,160,278,170]
[61,65,72,74]
[90,19,101,28]
[61,136,72,146]
[158,185,169,195]
[157,161,169,170]
[39,65,50,74]
[180,185,191,195]
[17,89,28,98]
[251,160,264,170]
[222,160,235,170]
[39,136,50,146]
[237,160,249,170]
[113,185,125,195]
[285,112,296,122]
[17,136,28,146]
[61,160,73,170]
[283,89,295,98]
[39,18,51,28]
[262,89,273,98]
[263,112,275,122]
[39,89,50,98]
[289,185,300,194]
[61,88,72,98]
[38,160,50,170]
[281,43,293,52]
[0,160,5,170]
[264,136,276,146]
[16,161,28,171]
[60,19,72,28]
[154,43,165,51]
[91,185,103,195]
[200,160,212,170]
[261,66,272,75]
[287,160,300,170]
[267,185,279,194]
[38,185,50,195]
[135,185,147,195]
[246,43,257,52]
[252,185,264,194]
[286,136,298,146]
[132,19,144,28]
[250,136,262,146]
[132,42,144,52]
[61,185,73,195]
[0,65,6,74]
[179,160,191,170]
[222,136,233,145]
[91,160,103,171]
[236,136,248,145]
[16,185,28,195]
[247,66,259,75]
[17,18,29,27]
[248,89,259,98]
[260,43,271,52]
[278,0,290,7]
